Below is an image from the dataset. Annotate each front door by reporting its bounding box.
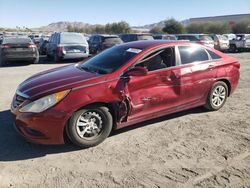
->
[124,47,184,121]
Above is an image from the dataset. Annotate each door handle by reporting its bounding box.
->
[141,97,153,101]
[208,64,214,70]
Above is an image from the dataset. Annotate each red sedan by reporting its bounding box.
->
[11,40,240,147]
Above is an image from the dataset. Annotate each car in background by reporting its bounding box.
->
[153,34,177,40]
[209,34,229,51]
[38,37,49,55]
[0,37,39,66]
[11,40,240,147]
[176,34,214,48]
[46,32,89,62]
[228,34,250,52]
[223,34,236,41]
[119,33,154,43]
[88,34,123,54]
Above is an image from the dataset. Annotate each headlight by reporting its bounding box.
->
[19,90,70,113]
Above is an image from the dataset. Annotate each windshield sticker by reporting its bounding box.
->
[126,48,142,54]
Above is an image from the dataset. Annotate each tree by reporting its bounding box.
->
[232,19,250,33]
[105,21,131,34]
[163,18,184,34]
[149,26,164,34]
[186,22,208,34]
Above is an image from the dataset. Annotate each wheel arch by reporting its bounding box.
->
[217,78,231,96]
[63,101,118,143]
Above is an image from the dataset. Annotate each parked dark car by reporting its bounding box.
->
[153,34,177,40]
[38,37,49,55]
[46,32,89,62]
[11,40,240,148]
[88,34,123,54]
[0,37,39,66]
[119,33,154,43]
[176,34,214,48]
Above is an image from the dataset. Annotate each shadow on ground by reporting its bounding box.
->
[0,55,83,67]
[0,107,208,162]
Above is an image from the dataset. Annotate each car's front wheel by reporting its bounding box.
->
[66,106,113,148]
[205,81,228,111]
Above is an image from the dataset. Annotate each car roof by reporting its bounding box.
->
[120,33,152,36]
[92,34,119,37]
[118,40,191,49]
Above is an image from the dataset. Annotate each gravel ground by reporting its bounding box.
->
[0,54,249,188]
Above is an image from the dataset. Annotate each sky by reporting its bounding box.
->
[0,0,249,28]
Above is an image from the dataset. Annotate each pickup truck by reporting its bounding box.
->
[229,34,250,52]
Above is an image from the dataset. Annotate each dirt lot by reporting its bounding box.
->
[0,53,249,188]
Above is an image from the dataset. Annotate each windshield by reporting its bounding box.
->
[104,37,123,44]
[3,37,32,44]
[80,46,141,74]
[199,35,213,41]
[236,35,245,40]
[138,35,154,40]
[61,33,87,44]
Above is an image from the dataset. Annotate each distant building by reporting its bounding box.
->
[186,14,250,25]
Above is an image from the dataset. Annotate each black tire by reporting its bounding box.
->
[33,52,39,64]
[66,106,113,148]
[204,81,228,111]
[54,52,60,63]
[0,57,6,67]
[229,44,237,53]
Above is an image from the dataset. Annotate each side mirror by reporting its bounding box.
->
[126,67,148,77]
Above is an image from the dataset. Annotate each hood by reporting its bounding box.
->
[17,64,102,99]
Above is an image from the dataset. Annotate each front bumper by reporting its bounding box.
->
[11,106,67,145]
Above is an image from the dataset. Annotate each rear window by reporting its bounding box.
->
[138,35,154,40]
[178,46,209,64]
[104,37,122,44]
[60,33,87,44]
[199,35,213,41]
[3,37,32,44]
[177,35,199,41]
[236,35,245,41]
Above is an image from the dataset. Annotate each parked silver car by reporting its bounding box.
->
[176,34,214,48]
[228,34,250,52]
[210,34,229,51]
[46,32,89,62]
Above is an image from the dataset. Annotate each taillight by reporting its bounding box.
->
[233,62,240,69]
[196,41,204,45]
[57,46,64,52]
[28,44,36,48]
[1,44,11,49]
[57,46,66,54]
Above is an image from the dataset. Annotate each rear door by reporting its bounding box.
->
[177,45,217,105]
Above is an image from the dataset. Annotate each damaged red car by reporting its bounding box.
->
[11,40,240,147]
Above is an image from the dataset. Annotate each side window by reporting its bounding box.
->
[178,46,209,65]
[89,36,94,43]
[135,47,175,71]
[207,49,222,60]
[93,36,99,43]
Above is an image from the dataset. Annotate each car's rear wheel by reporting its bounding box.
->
[0,56,6,67]
[66,106,113,148]
[204,81,228,111]
[229,44,237,53]
[54,53,60,63]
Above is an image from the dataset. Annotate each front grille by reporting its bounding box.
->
[13,94,26,108]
